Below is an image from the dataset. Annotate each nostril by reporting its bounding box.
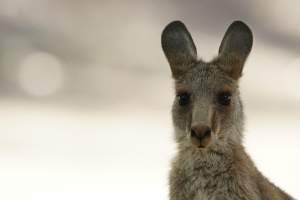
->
[191,129,197,138]
[202,128,211,139]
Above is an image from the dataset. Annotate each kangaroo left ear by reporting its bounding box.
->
[215,21,253,80]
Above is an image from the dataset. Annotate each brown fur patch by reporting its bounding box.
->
[213,54,245,80]
[175,84,190,95]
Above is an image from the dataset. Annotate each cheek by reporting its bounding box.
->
[211,106,234,135]
[172,104,191,132]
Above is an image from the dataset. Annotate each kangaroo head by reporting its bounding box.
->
[162,21,253,150]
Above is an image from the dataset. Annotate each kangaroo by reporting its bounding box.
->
[161,21,294,200]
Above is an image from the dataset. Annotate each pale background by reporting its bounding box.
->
[0,0,299,199]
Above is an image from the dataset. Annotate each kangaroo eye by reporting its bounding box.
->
[177,93,190,106]
[217,92,232,106]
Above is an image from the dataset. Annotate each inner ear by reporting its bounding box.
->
[216,21,253,79]
[161,21,197,78]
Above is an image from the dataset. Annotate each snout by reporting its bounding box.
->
[190,125,212,148]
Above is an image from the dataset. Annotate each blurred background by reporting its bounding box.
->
[0,0,299,199]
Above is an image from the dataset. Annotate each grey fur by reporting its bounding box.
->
[161,21,294,200]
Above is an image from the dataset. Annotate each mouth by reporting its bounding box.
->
[190,132,212,148]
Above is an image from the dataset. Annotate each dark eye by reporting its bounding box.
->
[217,92,232,106]
[177,93,190,106]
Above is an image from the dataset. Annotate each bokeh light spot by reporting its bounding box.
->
[18,52,64,97]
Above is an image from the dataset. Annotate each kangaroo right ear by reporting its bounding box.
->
[161,21,197,78]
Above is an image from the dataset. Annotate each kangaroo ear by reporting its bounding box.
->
[161,21,197,78]
[216,21,253,79]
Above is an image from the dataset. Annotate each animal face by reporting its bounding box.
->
[161,21,253,149]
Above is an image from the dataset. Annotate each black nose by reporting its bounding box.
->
[191,126,211,141]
